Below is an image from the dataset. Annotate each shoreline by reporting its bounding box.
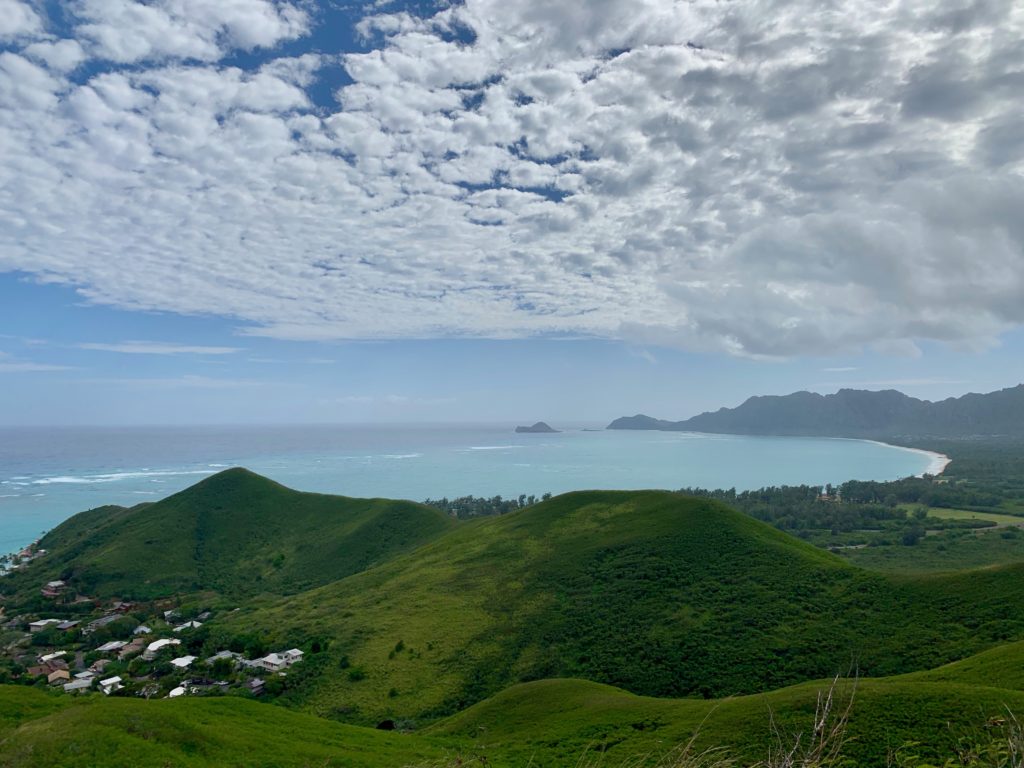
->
[860,439,951,478]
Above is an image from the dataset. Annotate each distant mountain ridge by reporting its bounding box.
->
[608,384,1024,439]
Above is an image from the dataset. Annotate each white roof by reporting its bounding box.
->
[170,655,196,668]
[74,671,95,680]
[147,638,181,652]
[173,620,203,632]
[99,676,122,687]
[261,653,285,665]
[284,648,304,657]
[30,618,61,627]
[64,679,93,691]
[96,640,127,652]
[134,625,152,634]
[46,580,65,587]
[39,651,66,662]
[168,686,186,698]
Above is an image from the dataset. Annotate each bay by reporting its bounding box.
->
[0,424,941,554]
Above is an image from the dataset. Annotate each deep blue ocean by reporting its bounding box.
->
[0,424,941,554]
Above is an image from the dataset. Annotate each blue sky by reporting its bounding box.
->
[1,0,1022,425]
[2,273,1022,425]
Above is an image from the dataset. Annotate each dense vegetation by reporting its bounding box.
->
[211,487,1024,727]
[421,492,551,519]
[6,438,1024,767]
[0,469,455,601]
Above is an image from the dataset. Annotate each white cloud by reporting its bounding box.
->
[73,0,309,63]
[0,351,72,372]
[0,0,1022,357]
[0,0,43,41]
[23,40,87,72]
[77,341,242,354]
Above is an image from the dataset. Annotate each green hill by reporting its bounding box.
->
[5,671,1024,767]
[221,488,1024,725]
[431,676,1024,767]
[8,468,456,600]
[0,686,446,768]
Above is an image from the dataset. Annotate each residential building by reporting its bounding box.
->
[99,676,123,695]
[142,638,180,660]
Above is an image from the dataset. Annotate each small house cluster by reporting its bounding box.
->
[0,564,307,701]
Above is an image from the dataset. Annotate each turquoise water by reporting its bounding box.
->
[0,424,938,554]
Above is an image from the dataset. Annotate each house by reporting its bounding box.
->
[173,620,203,633]
[41,581,66,598]
[28,618,60,633]
[26,665,49,678]
[170,655,196,669]
[163,610,179,621]
[63,678,93,693]
[196,611,212,621]
[96,640,127,653]
[142,638,180,660]
[256,648,304,673]
[38,651,66,664]
[47,669,70,685]
[89,658,112,674]
[168,685,186,698]
[133,625,152,635]
[73,670,95,680]
[99,676,123,695]
[246,678,265,696]
[56,620,80,631]
[111,601,134,613]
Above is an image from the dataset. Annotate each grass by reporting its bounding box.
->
[0,686,450,768]
[2,469,456,600]
[7,669,1024,767]
[14,474,1024,765]
[926,507,1024,526]
[215,488,1024,726]
[842,526,1024,573]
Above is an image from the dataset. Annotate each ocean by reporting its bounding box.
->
[0,424,942,554]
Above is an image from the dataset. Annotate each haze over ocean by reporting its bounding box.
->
[0,425,937,554]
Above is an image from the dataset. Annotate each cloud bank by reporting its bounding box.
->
[0,0,1022,357]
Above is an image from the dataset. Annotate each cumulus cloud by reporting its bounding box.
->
[73,0,309,63]
[0,0,43,41]
[0,0,1022,357]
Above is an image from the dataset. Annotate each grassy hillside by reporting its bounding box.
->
[4,468,456,600]
[5,671,1024,767]
[431,676,1024,766]
[0,686,448,768]
[220,488,1024,725]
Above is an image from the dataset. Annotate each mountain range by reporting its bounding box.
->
[608,384,1024,439]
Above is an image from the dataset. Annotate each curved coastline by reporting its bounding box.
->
[862,439,951,478]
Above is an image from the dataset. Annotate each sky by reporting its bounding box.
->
[0,0,1022,425]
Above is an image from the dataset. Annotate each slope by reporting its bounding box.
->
[0,686,447,768]
[6,669,1024,767]
[6,468,456,600]
[223,489,1024,725]
[608,384,1024,438]
[431,676,1024,767]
